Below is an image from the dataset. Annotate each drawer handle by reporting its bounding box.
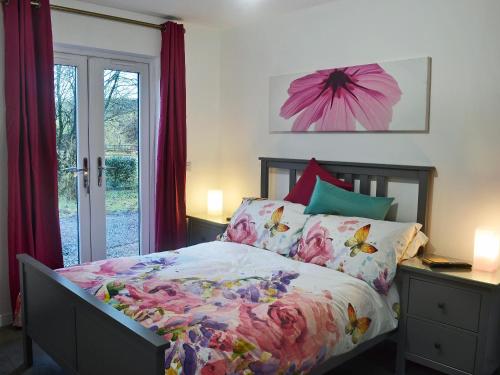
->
[434,342,441,350]
[437,302,445,310]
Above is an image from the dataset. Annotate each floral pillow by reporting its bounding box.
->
[220,198,309,255]
[291,215,421,294]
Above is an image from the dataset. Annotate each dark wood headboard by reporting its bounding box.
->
[259,157,435,233]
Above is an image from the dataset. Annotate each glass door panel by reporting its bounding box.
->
[103,69,140,258]
[89,58,150,261]
[54,53,91,266]
[55,64,80,267]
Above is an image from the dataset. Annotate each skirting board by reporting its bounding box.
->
[0,312,13,327]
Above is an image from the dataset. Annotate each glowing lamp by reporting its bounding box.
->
[207,190,223,217]
[473,229,500,272]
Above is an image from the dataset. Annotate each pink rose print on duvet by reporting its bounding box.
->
[280,64,402,131]
[236,290,339,368]
[226,212,258,245]
[294,222,333,266]
[59,255,345,375]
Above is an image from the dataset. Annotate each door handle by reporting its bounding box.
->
[97,156,115,187]
[82,157,89,193]
[61,157,89,194]
[97,157,104,187]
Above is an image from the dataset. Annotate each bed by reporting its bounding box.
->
[17,157,435,375]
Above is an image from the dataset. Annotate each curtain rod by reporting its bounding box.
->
[0,0,180,30]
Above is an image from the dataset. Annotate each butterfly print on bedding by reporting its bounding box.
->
[345,303,372,344]
[264,206,290,237]
[344,224,378,257]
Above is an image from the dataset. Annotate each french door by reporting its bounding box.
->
[54,52,151,266]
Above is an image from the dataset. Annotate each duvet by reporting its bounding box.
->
[58,241,399,375]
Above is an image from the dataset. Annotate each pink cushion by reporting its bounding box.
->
[284,158,353,205]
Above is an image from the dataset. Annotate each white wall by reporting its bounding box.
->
[0,0,221,325]
[184,25,222,215]
[218,0,500,262]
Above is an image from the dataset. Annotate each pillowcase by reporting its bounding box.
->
[291,214,421,294]
[399,231,428,262]
[220,198,309,256]
[285,158,353,206]
[304,177,394,220]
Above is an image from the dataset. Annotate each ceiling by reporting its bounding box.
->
[77,0,337,27]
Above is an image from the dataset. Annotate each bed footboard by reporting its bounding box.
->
[18,254,170,375]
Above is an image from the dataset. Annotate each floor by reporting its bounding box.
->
[0,326,448,375]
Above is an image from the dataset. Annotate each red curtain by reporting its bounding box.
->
[155,22,187,251]
[3,0,63,311]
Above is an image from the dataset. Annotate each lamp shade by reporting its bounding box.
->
[473,229,500,272]
[207,190,223,216]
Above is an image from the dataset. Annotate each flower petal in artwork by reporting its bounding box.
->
[182,343,198,375]
[236,290,339,368]
[226,212,258,245]
[113,281,203,313]
[280,64,402,132]
[373,268,392,296]
[294,222,333,266]
[208,331,233,352]
[200,359,227,375]
[337,220,360,233]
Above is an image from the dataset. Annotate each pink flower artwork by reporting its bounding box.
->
[226,212,258,245]
[294,222,333,266]
[113,280,203,313]
[258,203,275,216]
[236,290,339,367]
[280,64,402,132]
[338,220,360,233]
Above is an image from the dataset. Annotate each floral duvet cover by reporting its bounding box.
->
[58,241,399,375]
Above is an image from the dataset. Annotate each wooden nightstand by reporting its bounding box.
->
[396,257,500,375]
[187,215,228,246]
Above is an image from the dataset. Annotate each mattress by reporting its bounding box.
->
[58,241,399,374]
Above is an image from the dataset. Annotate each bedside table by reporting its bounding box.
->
[396,257,500,375]
[187,215,228,246]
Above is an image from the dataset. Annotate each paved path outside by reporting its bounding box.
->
[60,211,140,266]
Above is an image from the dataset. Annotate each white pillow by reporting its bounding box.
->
[399,231,428,262]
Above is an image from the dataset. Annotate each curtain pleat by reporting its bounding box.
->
[3,0,63,312]
[155,22,187,251]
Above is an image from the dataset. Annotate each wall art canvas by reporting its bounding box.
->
[269,57,430,132]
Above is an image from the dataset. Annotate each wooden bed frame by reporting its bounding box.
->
[18,157,435,375]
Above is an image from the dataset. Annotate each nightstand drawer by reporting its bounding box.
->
[188,220,226,246]
[407,318,477,374]
[408,278,481,331]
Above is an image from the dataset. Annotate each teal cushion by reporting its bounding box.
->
[304,176,394,220]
